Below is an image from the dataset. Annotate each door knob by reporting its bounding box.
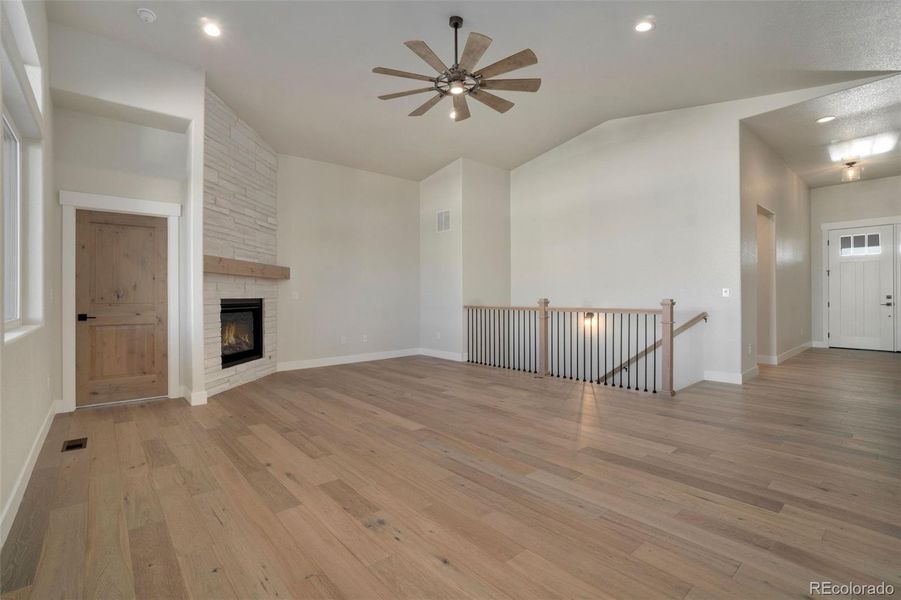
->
[880,302,893,307]
[77,313,97,321]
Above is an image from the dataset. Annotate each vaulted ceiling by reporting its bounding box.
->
[47,1,901,180]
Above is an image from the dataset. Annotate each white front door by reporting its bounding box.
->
[828,225,895,351]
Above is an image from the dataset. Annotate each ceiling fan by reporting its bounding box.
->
[373,16,541,122]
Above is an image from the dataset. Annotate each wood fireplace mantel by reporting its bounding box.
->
[203,255,290,280]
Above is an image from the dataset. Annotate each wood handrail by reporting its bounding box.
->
[601,311,708,385]
[464,304,662,315]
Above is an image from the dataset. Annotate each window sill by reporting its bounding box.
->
[4,323,43,345]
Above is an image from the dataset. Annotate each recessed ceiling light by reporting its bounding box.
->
[136,8,156,24]
[635,17,656,33]
[202,21,221,37]
[816,115,837,123]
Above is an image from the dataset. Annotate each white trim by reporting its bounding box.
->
[812,340,828,348]
[418,347,465,362]
[757,355,777,366]
[59,190,181,217]
[703,370,744,385]
[0,398,59,546]
[820,215,901,232]
[59,191,181,412]
[189,390,208,406]
[776,342,811,363]
[277,348,421,372]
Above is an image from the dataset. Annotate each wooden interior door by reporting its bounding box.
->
[828,225,895,351]
[76,210,168,406]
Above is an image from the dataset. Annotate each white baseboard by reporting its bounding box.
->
[777,342,811,363]
[812,340,828,348]
[417,348,465,362]
[277,348,421,372]
[757,355,777,366]
[189,390,208,406]
[742,366,760,382]
[1,398,60,546]
[703,370,744,385]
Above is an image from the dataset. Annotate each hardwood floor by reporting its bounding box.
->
[2,348,899,599]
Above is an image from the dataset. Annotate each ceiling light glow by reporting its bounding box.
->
[816,115,837,124]
[202,21,221,37]
[842,162,861,183]
[449,110,456,119]
[828,132,899,162]
[449,82,465,95]
[635,17,656,32]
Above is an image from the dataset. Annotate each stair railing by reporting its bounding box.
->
[464,298,706,396]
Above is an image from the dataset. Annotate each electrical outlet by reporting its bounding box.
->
[362,334,368,343]
[747,344,752,355]
[722,288,731,298]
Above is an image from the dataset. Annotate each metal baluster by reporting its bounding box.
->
[644,313,649,392]
[626,313,631,389]
[618,313,623,388]
[589,313,593,383]
[653,314,657,393]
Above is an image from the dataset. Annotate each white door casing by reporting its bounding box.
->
[827,225,895,351]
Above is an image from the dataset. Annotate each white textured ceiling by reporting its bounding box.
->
[744,75,901,189]
[46,1,901,180]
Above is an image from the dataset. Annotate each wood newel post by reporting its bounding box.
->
[537,298,550,377]
[660,298,675,396]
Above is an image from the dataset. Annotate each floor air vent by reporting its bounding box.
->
[61,438,87,452]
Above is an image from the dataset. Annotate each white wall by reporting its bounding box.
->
[462,158,511,306]
[277,154,420,368]
[756,210,776,360]
[49,23,206,402]
[419,159,463,358]
[739,124,811,372]
[810,175,901,343]
[510,84,851,386]
[1,0,58,544]
[54,108,188,202]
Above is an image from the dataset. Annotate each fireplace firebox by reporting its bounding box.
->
[221,298,263,368]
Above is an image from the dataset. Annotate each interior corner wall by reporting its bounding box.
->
[809,175,901,344]
[739,124,811,372]
[510,83,854,386]
[462,158,511,306]
[276,154,420,369]
[419,159,463,358]
[48,23,206,401]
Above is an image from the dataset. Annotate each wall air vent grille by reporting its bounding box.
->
[437,209,451,233]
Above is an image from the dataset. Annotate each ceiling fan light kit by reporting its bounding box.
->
[373,16,541,122]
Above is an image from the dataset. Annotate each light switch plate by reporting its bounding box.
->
[722,288,731,297]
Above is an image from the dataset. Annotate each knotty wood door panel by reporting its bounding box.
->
[76,210,167,406]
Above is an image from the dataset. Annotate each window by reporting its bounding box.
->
[3,114,21,327]
[839,233,881,257]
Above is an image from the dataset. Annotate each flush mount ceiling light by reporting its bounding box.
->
[202,20,221,37]
[828,132,899,162]
[842,161,861,182]
[816,115,837,124]
[373,16,541,122]
[635,16,656,32]
[136,8,157,24]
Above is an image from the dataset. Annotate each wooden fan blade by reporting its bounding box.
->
[452,94,470,121]
[479,78,541,92]
[474,49,537,80]
[404,40,448,74]
[378,87,435,100]
[372,67,435,82]
[469,89,514,113]
[458,32,492,72]
[409,94,444,116]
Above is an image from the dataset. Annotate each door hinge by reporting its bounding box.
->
[827,239,830,246]
[828,332,831,339]
[826,269,830,276]
[827,301,830,308]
